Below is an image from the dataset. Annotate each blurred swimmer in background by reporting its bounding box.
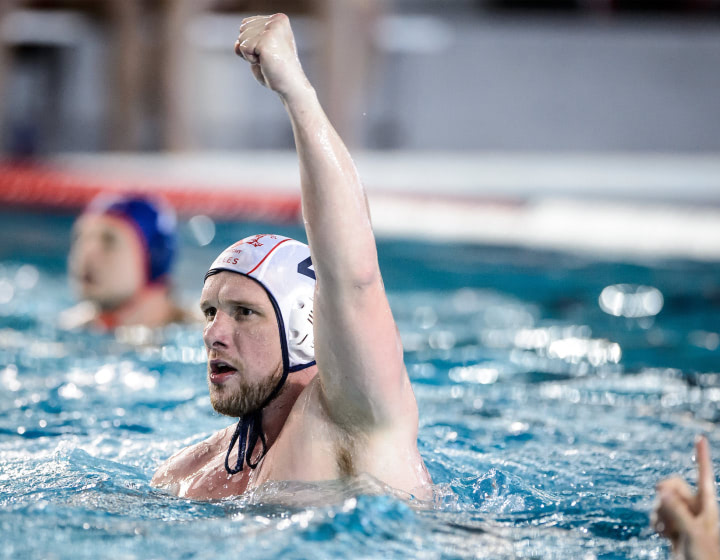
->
[61,192,190,330]
[654,436,720,560]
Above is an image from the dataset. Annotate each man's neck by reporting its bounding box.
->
[245,367,318,453]
[96,284,176,329]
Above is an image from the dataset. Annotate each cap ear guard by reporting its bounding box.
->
[287,293,315,366]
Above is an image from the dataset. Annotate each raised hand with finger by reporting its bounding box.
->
[653,436,720,560]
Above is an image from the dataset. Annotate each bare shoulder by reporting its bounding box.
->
[151,427,230,487]
[57,301,98,330]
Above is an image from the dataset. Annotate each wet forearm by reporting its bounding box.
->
[281,87,379,290]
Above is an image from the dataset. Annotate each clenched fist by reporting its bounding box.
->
[234,14,311,101]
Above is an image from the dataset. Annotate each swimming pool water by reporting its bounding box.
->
[1,209,719,559]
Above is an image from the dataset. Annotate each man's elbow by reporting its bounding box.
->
[351,266,382,292]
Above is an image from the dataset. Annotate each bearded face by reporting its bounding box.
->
[200,272,285,418]
[208,364,283,417]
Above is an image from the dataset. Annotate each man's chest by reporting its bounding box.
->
[250,401,359,487]
[178,438,342,500]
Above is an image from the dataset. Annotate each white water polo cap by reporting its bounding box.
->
[204,234,316,371]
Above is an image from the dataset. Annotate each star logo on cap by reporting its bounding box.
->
[246,234,267,248]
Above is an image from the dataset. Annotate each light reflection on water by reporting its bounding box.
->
[599,284,664,318]
[1,213,719,559]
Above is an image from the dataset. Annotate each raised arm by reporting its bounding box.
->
[234,15,417,432]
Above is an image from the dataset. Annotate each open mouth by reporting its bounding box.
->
[209,360,238,383]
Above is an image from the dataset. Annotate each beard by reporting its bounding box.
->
[208,367,284,417]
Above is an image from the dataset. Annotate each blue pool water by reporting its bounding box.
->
[1,208,719,559]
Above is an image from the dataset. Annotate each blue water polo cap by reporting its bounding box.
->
[86,193,177,284]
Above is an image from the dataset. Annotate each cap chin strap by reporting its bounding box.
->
[225,411,263,473]
[224,368,287,475]
[223,356,316,473]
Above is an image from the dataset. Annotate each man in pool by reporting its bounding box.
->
[151,14,433,500]
[61,192,188,330]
